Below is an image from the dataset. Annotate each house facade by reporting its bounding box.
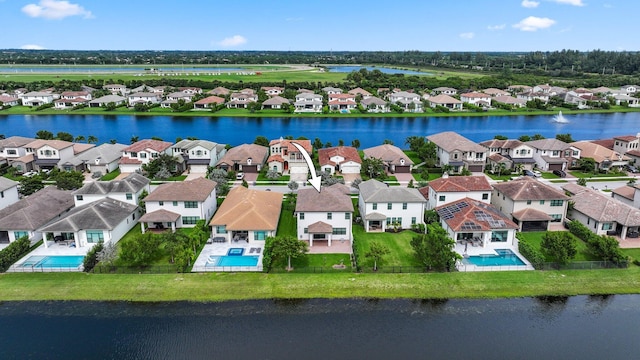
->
[0,177,19,211]
[328,93,357,111]
[171,139,227,173]
[295,185,353,248]
[427,131,487,173]
[21,91,55,106]
[72,173,150,208]
[360,96,389,113]
[215,144,268,173]
[294,93,323,113]
[267,138,312,175]
[419,175,492,210]
[429,94,463,110]
[362,144,413,173]
[358,179,426,232]
[59,143,126,174]
[318,146,361,175]
[479,139,536,172]
[527,138,579,171]
[118,139,173,173]
[388,91,423,112]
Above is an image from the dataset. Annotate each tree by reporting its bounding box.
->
[19,176,44,196]
[247,101,261,113]
[313,137,323,150]
[254,136,269,146]
[208,168,230,196]
[382,139,394,145]
[555,133,574,143]
[119,233,162,266]
[351,139,360,149]
[518,135,531,142]
[35,130,54,140]
[541,232,577,264]
[109,139,117,144]
[287,180,299,193]
[586,235,627,264]
[56,132,74,142]
[271,236,308,271]
[577,177,587,186]
[411,223,461,271]
[74,135,86,143]
[365,241,390,271]
[54,171,84,190]
[578,157,597,174]
[266,169,280,181]
[130,135,139,144]
[142,154,178,179]
[406,136,426,153]
[87,135,98,144]
[531,134,545,140]
[96,241,118,265]
[494,134,508,140]
[361,157,386,180]
[105,102,117,111]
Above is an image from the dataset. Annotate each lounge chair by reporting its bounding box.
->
[256,248,262,254]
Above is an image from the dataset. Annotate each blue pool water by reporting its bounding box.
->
[207,256,259,267]
[21,255,84,268]
[227,248,245,256]
[464,249,526,267]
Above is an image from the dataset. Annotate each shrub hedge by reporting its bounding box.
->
[0,236,31,272]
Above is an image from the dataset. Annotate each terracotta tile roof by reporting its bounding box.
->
[626,150,640,157]
[492,177,568,201]
[208,87,230,95]
[318,146,361,167]
[479,139,524,149]
[427,132,486,153]
[123,139,173,153]
[590,139,615,150]
[562,185,640,226]
[328,99,357,105]
[348,87,372,96]
[426,176,492,192]
[570,141,628,163]
[614,135,638,142]
[363,144,413,166]
[194,95,225,105]
[0,186,74,231]
[0,136,35,148]
[612,185,635,201]
[72,143,95,154]
[209,187,282,231]
[139,209,181,223]
[118,157,142,164]
[262,96,290,106]
[145,178,217,202]
[269,138,313,154]
[436,198,518,232]
[296,184,354,212]
[267,154,285,163]
[428,94,462,104]
[217,144,268,167]
[328,93,356,100]
[512,208,552,221]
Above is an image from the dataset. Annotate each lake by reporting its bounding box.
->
[327,65,429,75]
[0,295,637,359]
[1,112,639,148]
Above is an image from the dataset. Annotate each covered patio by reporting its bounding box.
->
[365,212,387,232]
[305,221,334,247]
[512,208,552,232]
[139,209,180,234]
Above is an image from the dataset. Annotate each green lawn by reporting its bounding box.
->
[484,172,516,181]
[276,206,296,237]
[622,248,640,264]
[403,151,422,165]
[518,231,600,262]
[272,254,352,272]
[540,172,560,179]
[352,225,421,269]
[257,172,290,182]
[100,169,120,181]
[569,171,627,179]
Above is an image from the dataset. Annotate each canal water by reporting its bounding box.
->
[0,296,636,359]
[1,112,639,148]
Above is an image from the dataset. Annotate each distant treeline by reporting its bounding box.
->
[2,49,640,76]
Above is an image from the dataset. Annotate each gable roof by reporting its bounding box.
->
[123,139,173,153]
[73,173,150,195]
[359,179,425,203]
[38,198,138,232]
[362,144,413,166]
[436,197,518,232]
[0,136,35,149]
[0,186,74,231]
[262,96,290,106]
[173,139,223,152]
[209,186,282,231]
[429,94,462,104]
[426,176,492,193]
[296,184,354,212]
[479,139,526,150]
[194,95,225,105]
[527,138,571,151]
[0,177,18,192]
[269,138,312,153]
[360,96,386,106]
[493,177,568,201]
[611,185,635,201]
[25,139,74,151]
[562,184,640,226]
[571,141,628,163]
[427,132,486,153]
[144,178,217,202]
[66,143,127,166]
[216,144,268,166]
[318,146,361,166]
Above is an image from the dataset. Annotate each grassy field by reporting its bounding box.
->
[276,206,297,237]
[271,254,352,272]
[352,225,421,268]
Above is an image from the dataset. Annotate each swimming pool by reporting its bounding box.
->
[463,249,526,267]
[207,255,259,267]
[20,255,85,269]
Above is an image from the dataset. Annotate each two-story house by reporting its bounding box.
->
[295,184,353,249]
[319,146,362,175]
[294,93,323,113]
[54,91,92,109]
[419,175,492,210]
[21,91,56,106]
[321,87,342,95]
[172,139,227,173]
[570,141,629,172]
[460,92,492,108]
[527,138,579,171]
[215,144,268,174]
[362,144,413,174]
[261,86,284,97]
[358,179,426,232]
[226,92,258,109]
[128,92,162,105]
[267,137,312,175]
[0,136,34,168]
[479,139,536,172]
[0,177,19,212]
[348,87,372,98]
[102,84,129,96]
[24,139,94,172]
[161,92,195,108]
[428,94,463,110]
[432,87,457,95]
[492,177,569,232]
[328,93,357,111]
[388,91,423,112]
[59,143,126,173]
[118,139,173,173]
[140,177,217,232]
[427,131,487,173]
[72,173,150,208]
[360,96,389,113]
[613,135,640,155]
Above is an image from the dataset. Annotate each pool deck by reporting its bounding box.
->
[8,241,93,273]
[454,245,534,272]
[192,243,263,272]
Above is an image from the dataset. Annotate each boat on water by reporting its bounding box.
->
[551,111,569,123]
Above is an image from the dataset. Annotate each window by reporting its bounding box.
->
[526,200,532,205]
[86,230,104,243]
[254,231,266,241]
[387,203,392,210]
[140,153,147,159]
[550,200,563,206]
[372,203,377,210]
[7,149,16,155]
[196,150,203,156]
[173,201,178,206]
[303,227,308,234]
[0,191,3,198]
[184,201,198,208]
[14,231,28,240]
[482,193,489,200]
[183,216,199,225]
[345,213,351,220]
[550,214,562,222]
[439,195,445,202]
[602,223,613,231]
[216,225,227,234]
[76,195,83,201]
[159,201,164,206]
[491,231,508,242]
[130,152,137,158]
[539,200,545,205]
[327,212,332,220]
[402,203,407,210]
[126,193,133,200]
[332,228,347,235]
[411,217,417,225]
[299,212,305,220]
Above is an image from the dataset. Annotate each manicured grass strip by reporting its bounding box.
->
[100,169,120,181]
[569,171,627,179]
[276,206,296,237]
[353,225,421,267]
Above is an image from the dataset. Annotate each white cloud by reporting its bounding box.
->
[20,44,46,50]
[459,32,475,39]
[218,35,247,47]
[487,24,506,31]
[521,0,540,8]
[513,16,556,31]
[551,0,585,6]
[22,0,93,20]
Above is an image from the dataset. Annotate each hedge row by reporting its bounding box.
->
[567,220,627,265]
[0,237,31,272]
[517,233,545,269]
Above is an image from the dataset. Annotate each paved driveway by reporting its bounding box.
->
[393,172,414,184]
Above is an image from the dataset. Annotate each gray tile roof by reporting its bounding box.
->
[527,138,571,151]
[62,143,127,167]
[90,95,126,104]
[296,184,354,212]
[39,198,138,232]
[492,177,568,201]
[73,173,150,195]
[562,184,640,226]
[359,179,425,203]
[0,186,74,231]
[145,177,216,202]
[216,143,268,167]
[173,139,222,152]
[427,132,486,153]
[0,177,18,192]
[0,136,36,149]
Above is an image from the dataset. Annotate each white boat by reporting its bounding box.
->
[551,111,569,123]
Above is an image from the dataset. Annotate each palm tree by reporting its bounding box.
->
[87,135,98,144]
[130,135,139,144]
[75,135,86,143]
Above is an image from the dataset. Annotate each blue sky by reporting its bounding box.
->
[3,0,637,52]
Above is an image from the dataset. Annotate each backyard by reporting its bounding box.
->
[352,225,421,270]
[518,231,600,262]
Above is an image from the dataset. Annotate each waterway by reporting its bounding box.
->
[327,65,429,75]
[0,295,637,359]
[1,112,639,147]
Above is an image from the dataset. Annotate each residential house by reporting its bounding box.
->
[24,139,94,172]
[328,93,357,111]
[297,88,314,94]
[60,91,92,101]
[72,172,150,208]
[194,95,225,109]
[261,86,284,97]
[294,93,323,113]
[178,87,202,94]
[428,94,463,110]
[118,139,173,173]
[362,144,413,174]
[527,138,579,171]
[348,87,372,98]
[53,97,88,109]
[38,198,139,249]
[128,92,162,105]
[102,84,129,96]
[0,136,34,167]
[479,139,536,172]
[507,85,532,94]
[0,177,19,211]
[482,88,509,97]
[0,95,20,106]
[621,85,639,94]
[460,92,492,108]
[226,91,258,109]
[322,87,342,95]
[21,91,55,106]
[295,184,353,248]
[360,96,389,113]
[517,91,549,104]
[261,96,290,109]
[0,186,74,245]
[560,91,589,109]
[59,143,127,173]
[388,91,423,112]
[140,177,217,232]
[612,135,640,155]
[88,95,126,107]
[612,94,640,107]
[130,85,157,93]
[267,137,312,175]
[358,179,426,232]
[172,139,227,173]
[208,87,230,96]
[161,91,195,108]
[591,86,613,96]
[419,175,492,210]
[209,186,282,244]
[491,177,568,232]
[570,141,629,171]
[611,184,637,208]
[427,131,487,173]
[563,183,640,240]
[436,198,519,250]
[492,95,527,108]
[533,84,552,93]
[318,146,361,175]
[215,143,268,173]
[432,87,457,95]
